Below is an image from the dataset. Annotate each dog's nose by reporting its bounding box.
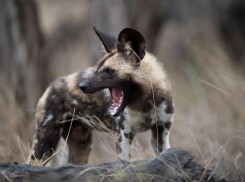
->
[79,82,88,93]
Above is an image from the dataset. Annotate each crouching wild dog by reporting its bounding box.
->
[28,27,174,165]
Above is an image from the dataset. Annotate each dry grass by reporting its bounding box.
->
[0,1,245,181]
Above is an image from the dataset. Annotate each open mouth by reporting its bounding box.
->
[110,88,125,116]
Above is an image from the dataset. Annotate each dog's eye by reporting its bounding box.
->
[103,67,115,75]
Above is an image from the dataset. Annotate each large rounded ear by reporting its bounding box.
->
[117,28,146,67]
[93,26,117,53]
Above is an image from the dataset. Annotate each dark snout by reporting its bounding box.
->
[79,82,89,93]
[79,76,105,94]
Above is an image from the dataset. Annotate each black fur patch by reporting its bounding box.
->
[124,132,134,145]
[118,135,122,142]
[165,100,174,114]
[118,113,125,130]
[117,28,146,62]
[165,121,172,131]
[151,125,164,153]
[93,27,117,53]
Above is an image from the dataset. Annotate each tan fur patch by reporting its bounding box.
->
[66,70,94,103]
[136,52,171,95]
[36,87,51,111]
[66,72,83,96]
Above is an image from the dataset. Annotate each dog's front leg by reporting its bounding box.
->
[150,122,171,155]
[116,126,134,162]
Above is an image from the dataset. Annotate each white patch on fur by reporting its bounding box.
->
[157,102,173,123]
[118,129,131,161]
[102,89,114,115]
[162,130,170,149]
[71,99,78,105]
[34,139,38,145]
[42,114,53,126]
[162,101,168,111]
[82,67,94,79]
[124,108,147,133]
[170,114,174,123]
[102,89,110,98]
[62,113,68,120]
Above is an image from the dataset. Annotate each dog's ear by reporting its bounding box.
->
[93,26,117,53]
[117,28,146,67]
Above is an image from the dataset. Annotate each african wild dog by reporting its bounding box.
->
[27,27,174,165]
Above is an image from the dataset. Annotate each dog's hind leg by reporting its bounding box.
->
[62,121,92,165]
[27,113,62,166]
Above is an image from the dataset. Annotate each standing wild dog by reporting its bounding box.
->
[28,27,174,165]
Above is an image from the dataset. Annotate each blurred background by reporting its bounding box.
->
[0,0,245,181]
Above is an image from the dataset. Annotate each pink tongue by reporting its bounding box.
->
[112,88,123,105]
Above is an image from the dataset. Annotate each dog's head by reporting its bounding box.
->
[79,27,146,116]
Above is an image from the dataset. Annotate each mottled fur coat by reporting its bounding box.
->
[28,27,174,165]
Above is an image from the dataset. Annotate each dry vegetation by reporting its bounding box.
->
[0,0,245,181]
